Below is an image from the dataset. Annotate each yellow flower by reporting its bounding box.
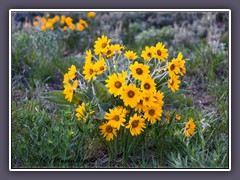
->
[116,106,128,117]
[141,76,156,94]
[105,71,127,97]
[134,99,144,113]
[68,65,77,79]
[141,46,156,61]
[167,58,180,77]
[75,102,86,121]
[143,105,162,124]
[104,108,126,130]
[124,50,138,60]
[176,52,186,76]
[69,23,75,31]
[129,61,150,80]
[60,15,66,24]
[168,74,181,92]
[79,19,88,28]
[120,84,141,108]
[33,21,38,26]
[85,49,93,64]
[100,122,117,141]
[77,23,84,31]
[63,80,78,102]
[165,111,171,123]
[87,12,96,18]
[102,45,116,58]
[62,26,68,31]
[175,114,181,121]
[141,92,157,107]
[126,114,146,136]
[41,25,46,31]
[94,58,107,75]
[65,17,73,25]
[94,35,111,55]
[46,21,53,29]
[184,118,196,137]
[153,91,164,106]
[83,62,96,81]
[54,15,60,21]
[154,42,169,61]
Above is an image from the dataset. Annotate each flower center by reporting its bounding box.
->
[170,80,174,86]
[89,69,94,75]
[138,100,143,105]
[136,68,143,75]
[149,109,155,116]
[127,90,135,98]
[106,125,113,133]
[106,50,112,55]
[99,66,105,71]
[145,97,149,101]
[114,81,122,88]
[147,52,152,57]
[144,83,151,90]
[157,50,162,56]
[102,43,107,48]
[113,115,120,121]
[131,120,139,128]
[170,64,175,71]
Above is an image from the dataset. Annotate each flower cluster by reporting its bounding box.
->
[33,12,95,32]
[61,35,195,141]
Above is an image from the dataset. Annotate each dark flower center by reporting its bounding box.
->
[128,90,135,98]
[106,125,113,133]
[170,64,175,71]
[89,69,94,75]
[100,66,105,71]
[113,115,120,121]
[147,52,152,57]
[144,83,151,90]
[157,50,162,56]
[136,68,143,75]
[131,120,139,128]
[102,43,107,48]
[170,80,174,86]
[114,81,122,88]
[149,109,155,116]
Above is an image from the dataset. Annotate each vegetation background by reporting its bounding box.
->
[11,11,229,168]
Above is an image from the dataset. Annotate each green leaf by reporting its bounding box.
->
[43,90,82,105]
[92,80,115,104]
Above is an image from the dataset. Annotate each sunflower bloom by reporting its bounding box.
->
[100,122,117,141]
[141,92,157,107]
[167,58,181,77]
[87,12,96,18]
[120,84,141,108]
[104,108,126,130]
[105,71,127,97]
[94,58,107,75]
[85,50,93,64]
[83,62,97,81]
[154,42,169,61]
[75,102,86,121]
[168,74,181,92]
[176,52,186,76]
[175,114,181,121]
[102,45,116,58]
[184,118,196,137]
[126,114,146,136]
[141,46,156,61]
[68,65,77,79]
[124,50,138,60]
[94,35,111,55]
[143,105,163,124]
[141,76,156,94]
[153,91,164,106]
[134,99,144,113]
[130,61,150,80]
